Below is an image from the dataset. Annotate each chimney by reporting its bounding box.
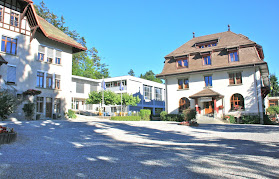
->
[228,24,230,31]
[193,32,195,38]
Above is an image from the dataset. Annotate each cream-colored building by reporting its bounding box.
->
[157,30,270,121]
[0,0,86,119]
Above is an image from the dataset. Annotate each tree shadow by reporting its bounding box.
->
[0,120,278,178]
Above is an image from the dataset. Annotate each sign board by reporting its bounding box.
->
[200,97,212,102]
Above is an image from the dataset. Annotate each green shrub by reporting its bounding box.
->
[140,109,151,121]
[241,115,260,124]
[263,114,273,125]
[163,114,184,122]
[266,106,279,116]
[182,108,196,121]
[0,89,18,120]
[110,116,141,121]
[22,102,35,120]
[225,115,235,124]
[160,111,167,120]
[67,109,77,119]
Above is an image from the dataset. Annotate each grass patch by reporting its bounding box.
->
[110,116,142,121]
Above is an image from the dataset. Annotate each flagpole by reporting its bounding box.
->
[120,79,122,116]
[102,76,104,118]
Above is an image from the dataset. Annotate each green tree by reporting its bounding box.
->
[140,70,162,83]
[128,69,135,76]
[86,91,118,105]
[0,89,18,120]
[116,93,141,106]
[34,1,109,79]
[269,74,279,97]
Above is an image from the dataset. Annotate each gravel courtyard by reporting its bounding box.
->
[0,118,279,178]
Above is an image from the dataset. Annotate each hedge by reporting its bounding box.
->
[140,109,151,121]
[110,116,142,121]
[160,112,184,122]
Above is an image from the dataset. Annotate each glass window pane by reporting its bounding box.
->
[183,59,188,67]
[6,42,11,53]
[234,52,239,61]
[230,53,234,62]
[205,76,208,86]
[178,60,182,67]
[1,40,5,52]
[12,43,16,54]
[208,56,211,65]
[209,76,212,86]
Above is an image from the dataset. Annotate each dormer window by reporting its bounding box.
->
[195,39,218,49]
[203,55,211,65]
[176,57,188,68]
[10,12,19,27]
[229,51,239,62]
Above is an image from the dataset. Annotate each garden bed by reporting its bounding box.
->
[0,132,17,144]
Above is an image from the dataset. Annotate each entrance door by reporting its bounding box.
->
[46,97,52,118]
[204,101,213,114]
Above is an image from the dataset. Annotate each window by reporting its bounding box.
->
[178,79,189,89]
[155,88,162,101]
[0,7,3,22]
[204,76,212,87]
[47,48,54,63]
[1,36,17,55]
[55,74,61,89]
[177,58,188,68]
[229,72,242,85]
[46,74,53,89]
[38,45,45,61]
[179,97,190,113]
[37,97,44,113]
[203,56,211,65]
[54,98,61,114]
[144,85,152,100]
[229,51,239,62]
[37,72,44,87]
[269,100,278,107]
[10,12,19,27]
[55,51,61,64]
[105,82,111,88]
[76,82,84,93]
[7,65,16,84]
[230,93,244,110]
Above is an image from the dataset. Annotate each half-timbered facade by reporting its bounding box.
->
[0,0,86,119]
[157,29,269,121]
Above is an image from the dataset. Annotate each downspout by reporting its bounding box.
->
[164,77,168,113]
[254,65,263,124]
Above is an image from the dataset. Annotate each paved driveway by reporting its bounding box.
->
[0,119,279,178]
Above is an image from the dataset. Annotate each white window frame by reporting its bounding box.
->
[144,85,152,101]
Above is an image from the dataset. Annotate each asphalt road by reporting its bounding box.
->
[0,119,279,178]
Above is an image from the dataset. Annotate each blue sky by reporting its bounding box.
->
[33,0,279,78]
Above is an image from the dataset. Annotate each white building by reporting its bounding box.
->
[71,75,165,115]
[157,30,269,121]
[0,0,86,119]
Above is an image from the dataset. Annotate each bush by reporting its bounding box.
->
[67,109,77,119]
[241,115,260,124]
[163,114,184,122]
[182,108,196,121]
[264,114,273,125]
[110,116,141,121]
[266,106,279,116]
[160,111,167,120]
[140,109,151,121]
[225,115,235,124]
[22,102,35,120]
[0,89,18,120]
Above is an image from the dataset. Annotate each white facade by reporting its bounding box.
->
[71,75,165,115]
[165,67,264,118]
[0,1,85,120]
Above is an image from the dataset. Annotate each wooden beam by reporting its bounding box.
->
[30,26,38,42]
[20,3,29,21]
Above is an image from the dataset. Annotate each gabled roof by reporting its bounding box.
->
[189,88,223,99]
[165,31,256,58]
[19,0,86,53]
[0,55,8,65]
[37,16,87,52]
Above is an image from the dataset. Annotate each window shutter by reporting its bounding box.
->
[38,45,45,53]
[56,50,61,58]
[7,66,16,83]
[229,74,234,85]
[236,73,242,84]
[47,48,54,58]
